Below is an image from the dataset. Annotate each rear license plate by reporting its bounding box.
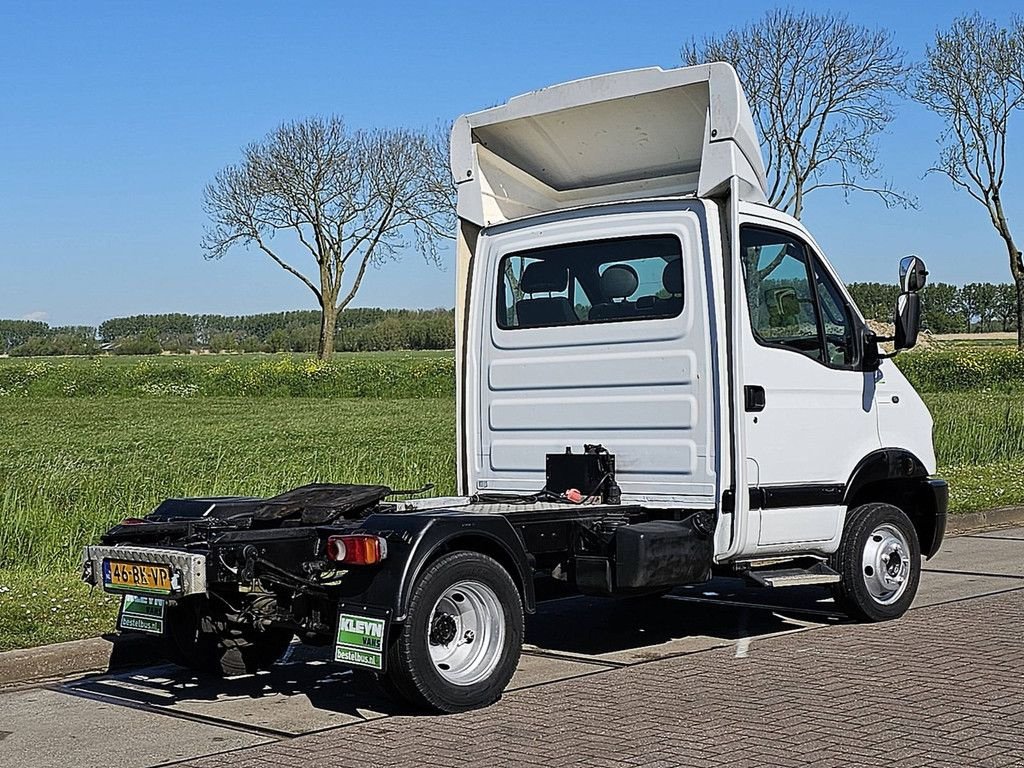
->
[103,559,173,595]
[118,594,165,634]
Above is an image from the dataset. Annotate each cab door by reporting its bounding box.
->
[738,218,879,553]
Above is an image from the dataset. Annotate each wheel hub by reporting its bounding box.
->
[862,523,912,605]
[429,612,458,646]
[426,580,506,686]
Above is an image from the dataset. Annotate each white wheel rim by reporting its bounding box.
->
[427,579,505,686]
[862,523,912,605]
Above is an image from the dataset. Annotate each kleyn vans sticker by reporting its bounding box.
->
[118,594,165,634]
[335,613,386,670]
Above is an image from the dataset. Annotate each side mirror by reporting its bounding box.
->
[899,255,928,293]
[894,292,921,350]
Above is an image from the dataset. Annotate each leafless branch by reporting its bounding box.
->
[683,9,914,219]
[254,236,322,301]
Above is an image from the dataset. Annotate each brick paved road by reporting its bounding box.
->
[180,588,1023,768]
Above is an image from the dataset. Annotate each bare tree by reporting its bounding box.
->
[683,9,913,219]
[203,117,453,358]
[915,14,1024,349]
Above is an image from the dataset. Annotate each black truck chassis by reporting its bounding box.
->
[82,482,714,708]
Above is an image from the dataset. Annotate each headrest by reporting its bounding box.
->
[520,261,568,293]
[601,264,638,300]
[662,258,683,295]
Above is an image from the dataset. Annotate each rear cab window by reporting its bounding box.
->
[497,235,684,330]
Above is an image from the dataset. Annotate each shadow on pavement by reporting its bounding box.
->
[61,644,408,727]
[526,578,845,657]
[58,577,846,727]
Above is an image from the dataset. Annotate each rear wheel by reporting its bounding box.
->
[384,551,523,713]
[830,503,921,622]
[164,600,293,676]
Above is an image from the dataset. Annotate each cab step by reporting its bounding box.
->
[746,562,840,588]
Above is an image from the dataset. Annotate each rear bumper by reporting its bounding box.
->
[922,478,948,558]
[81,545,208,597]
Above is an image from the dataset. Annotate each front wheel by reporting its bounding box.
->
[830,503,921,622]
[384,551,523,713]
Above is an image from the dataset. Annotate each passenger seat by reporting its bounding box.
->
[514,262,577,328]
[655,258,683,315]
[589,264,639,321]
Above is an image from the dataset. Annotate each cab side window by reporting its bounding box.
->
[740,225,859,369]
[741,227,823,362]
[812,260,857,366]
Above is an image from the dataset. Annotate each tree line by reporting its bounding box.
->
[0,308,454,357]
[2,278,1017,357]
[847,282,1020,334]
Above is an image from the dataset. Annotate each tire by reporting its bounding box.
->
[212,625,294,676]
[383,551,523,713]
[830,502,921,622]
[164,600,293,676]
[162,600,214,669]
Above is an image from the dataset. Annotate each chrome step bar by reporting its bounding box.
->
[746,562,840,588]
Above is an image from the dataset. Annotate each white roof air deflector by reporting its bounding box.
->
[451,63,767,226]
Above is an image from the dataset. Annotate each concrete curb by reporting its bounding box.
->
[945,506,1024,535]
[1,511,1021,689]
[0,633,161,689]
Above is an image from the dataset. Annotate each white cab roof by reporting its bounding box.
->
[451,63,767,226]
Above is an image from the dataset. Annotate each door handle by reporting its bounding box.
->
[744,385,766,412]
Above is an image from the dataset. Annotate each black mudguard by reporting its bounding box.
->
[331,510,536,623]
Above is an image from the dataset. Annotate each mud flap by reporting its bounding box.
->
[334,606,391,673]
[118,594,166,634]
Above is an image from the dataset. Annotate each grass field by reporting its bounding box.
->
[0,350,452,366]
[0,351,453,398]
[1,348,1022,651]
[0,396,455,651]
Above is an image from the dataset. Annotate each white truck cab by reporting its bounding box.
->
[451,61,945,599]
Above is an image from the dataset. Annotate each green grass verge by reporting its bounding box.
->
[0,350,451,366]
[0,569,120,651]
[928,392,1024,466]
[940,462,1024,514]
[896,347,1024,392]
[0,397,456,573]
[2,346,1024,396]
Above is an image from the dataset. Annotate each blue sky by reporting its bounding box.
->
[0,1,1021,327]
